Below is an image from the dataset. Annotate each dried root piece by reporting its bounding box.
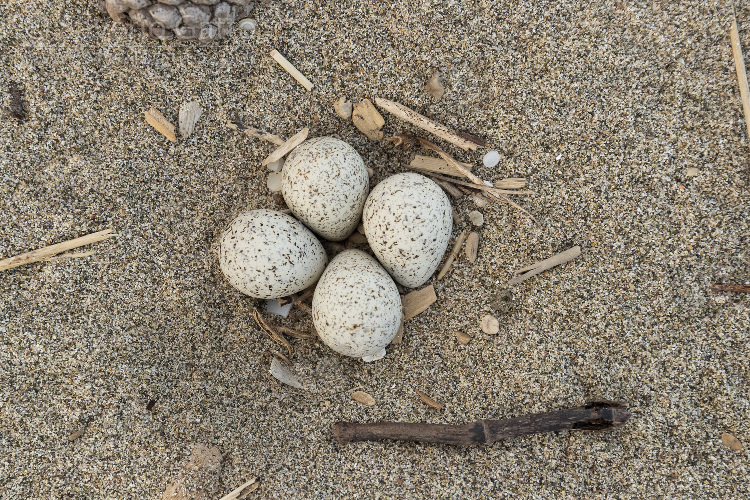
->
[227,121,285,146]
[509,246,581,286]
[253,308,294,359]
[437,231,468,280]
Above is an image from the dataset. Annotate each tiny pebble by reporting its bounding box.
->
[480,314,499,335]
[455,331,472,344]
[267,172,282,192]
[367,167,374,177]
[483,150,500,168]
[267,158,284,172]
[238,18,257,32]
[686,167,699,177]
[467,210,484,227]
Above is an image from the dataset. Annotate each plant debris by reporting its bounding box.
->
[402,285,437,321]
[424,72,445,99]
[0,229,116,272]
[334,97,353,120]
[464,232,479,263]
[219,477,260,500]
[270,49,314,91]
[351,391,376,406]
[352,99,385,141]
[144,107,177,142]
[262,127,309,166]
[480,314,499,335]
[416,389,443,410]
[178,100,202,138]
[437,231,468,280]
[509,246,581,286]
[721,432,744,450]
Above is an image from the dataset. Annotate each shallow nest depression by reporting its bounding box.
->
[1,0,749,498]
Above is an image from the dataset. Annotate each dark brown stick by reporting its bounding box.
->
[332,401,630,446]
[711,283,750,293]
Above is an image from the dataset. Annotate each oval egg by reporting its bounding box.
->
[363,172,452,288]
[312,249,402,362]
[219,209,327,299]
[281,137,369,241]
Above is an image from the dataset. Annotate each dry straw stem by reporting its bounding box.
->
[0,229,115,272]
[464,232,479,263]
[416,389,443,410]
[144,107,176,142]
[509,246,581,286]
[270,49,314,91]
[374,97,485,150]
[730,6,750,141]
[219,477,260,500]
[262,127,309,166]
[352,99,385,141]
[410,154,472,176]
[227,121,285,146]
[402,285,437,321]
[253,308,294,359]
[433,178,463,199]
[419,171,531,196]
[437,231,468,280]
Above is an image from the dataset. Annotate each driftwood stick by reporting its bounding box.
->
[270,50,314,91]
[711,283,750,293]
[730,1,750,141]
[332,401,630,446]
[374,98,485,150]
[437,231,468,280]
[227,121,285,146]
[262,127,309,166]
[0,229,115,272]
[509,246,581,285]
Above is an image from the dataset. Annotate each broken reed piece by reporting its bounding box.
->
[437,231,469,280]
[144,107,177,142]
[710,283,750,293]
[730,3,750,141]
[262,127,309,166]
[227,120,285,146]
[352,99,385,141]
[332,400,631,446]
[219,477,260,500]
[509,246,581,286]
[410,154,472,176]
[0,229,115,272]
[374,98,486,151]
[464,232,479,263]
[419,171,531,196]
[402,284,437,321]
[270,50,314,91]
[253,308,294,359]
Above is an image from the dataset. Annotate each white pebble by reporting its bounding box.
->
[468,210,484,227]
[480,314,499,335]
[267,172,282,192]
[238,18,256,32]
[267,158,284,172]
[483,150,500,168]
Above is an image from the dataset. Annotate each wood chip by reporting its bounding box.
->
[219,478,260,500]
[334,96,352,120]
[144,107,177,142]
[455,331,472,345]
[269,49,314,91]
[227,121,285,146]
[0,229,116,272]
[351,391,376,406]
[480,314,499,335]
[269,357,303,389]
[711,283,750,293]
[437,231,468,280]
[464,232,479,263]
[374,97,485,150]
[509,246,581,286]
[424,72,445,99]
[67,424,87,442]
[178,100,202,138]
[410,155,472,177]
[402,285,437,321]
[416,389,443,410]
[730,10,750,141]
[262,127,309,166]
[352,99,385,141]
[721,432,744,450]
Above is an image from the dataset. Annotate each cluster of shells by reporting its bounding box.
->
[104,0,254,42]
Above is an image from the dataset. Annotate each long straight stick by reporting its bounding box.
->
[730,7,750,140]
[0,229,115,272]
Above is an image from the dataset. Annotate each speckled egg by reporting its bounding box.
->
[312,250,402,362]
[363,172,452,288]
[281,137,369,241]
[219,209,327,299]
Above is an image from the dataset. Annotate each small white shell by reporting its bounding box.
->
[219,209,326,299]
[363,173,453,288]
[312,250,402,361]
[281,137,369,241]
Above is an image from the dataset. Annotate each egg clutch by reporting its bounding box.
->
[219,137,452,362]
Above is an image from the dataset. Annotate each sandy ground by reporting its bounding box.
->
[1,0,749,498]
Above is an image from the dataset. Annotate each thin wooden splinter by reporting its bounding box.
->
[437,231,468,280]
[710,283,750,293]
[227,121,285,146]
[0,229,115,272]
[422,171,531,196]
[262,128,309,166]
[270,50,314,91]
[730,0,750,141]
[332,401,630,446]
[253,308,294,359]
[509,246,581,286]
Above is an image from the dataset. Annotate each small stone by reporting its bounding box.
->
[455,331,472,345]
[178,3,211,26]
[105,0,129,21]
[472,195,489,208]
[467,210,484,227]
[193,0,220,4]
[686,167,699,177]
[480,314,499,335]
[721,432,743,450]
[267,172,282,192]
[199,23,219,41]
[238,17,256,32]
[266,158,284,172]
[158,0,183,5]
[334,96,353,120]
[174,25,200,40]
[149,4,181,29]
[122,0,152,9]
[483,150,500,168]
[127,8,153,28]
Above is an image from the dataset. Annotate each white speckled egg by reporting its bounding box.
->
[219,209,327,299]
[312,250,402,362]
[363,172,452,288]
[281,137,369,241]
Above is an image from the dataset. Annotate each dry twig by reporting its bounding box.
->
[0,229,115,272]
[437,231,468,280]
[262,127,309,166]
[227,121,285,146]
[509,246,581,285]
[730,1,750,141]
[270,50,314,91]
[253,308,294,359]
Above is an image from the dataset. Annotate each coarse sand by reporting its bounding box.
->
[1,0,749,498]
